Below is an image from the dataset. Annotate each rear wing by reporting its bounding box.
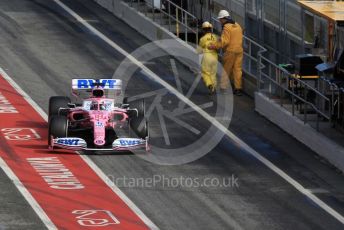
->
[72,79,122,90]
[71,79,122,99]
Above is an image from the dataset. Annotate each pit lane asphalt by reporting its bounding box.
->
[0,0,343,229]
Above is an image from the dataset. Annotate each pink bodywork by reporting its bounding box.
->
[68,97,128,146]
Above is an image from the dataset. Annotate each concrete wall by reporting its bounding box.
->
[93,0,198,67]
[185,0,246,26]
[255,92,344,172]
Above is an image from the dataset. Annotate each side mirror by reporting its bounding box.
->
[126,109,138,118]
[68,103,76,108]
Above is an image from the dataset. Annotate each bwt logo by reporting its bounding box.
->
[77,79,117,88]
[119,140,142,146]
[57,138,80,146]
[95,121,104,128]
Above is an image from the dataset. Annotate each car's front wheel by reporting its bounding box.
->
[48,115,68,145]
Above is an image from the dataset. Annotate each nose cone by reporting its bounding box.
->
[93,119,106,146]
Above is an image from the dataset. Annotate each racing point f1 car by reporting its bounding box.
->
[48,79,149,152]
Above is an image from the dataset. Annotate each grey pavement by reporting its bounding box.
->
[0,0,342,229]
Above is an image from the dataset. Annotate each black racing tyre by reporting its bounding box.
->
[123,97,145,118]
[105,128,117,146]
[48,115,68,145]
[130,118,149,139]
[49,96,71,119]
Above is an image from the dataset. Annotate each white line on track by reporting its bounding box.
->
[79,155,159,230]
[53,0,344,224]
[0,69,57,230]
[0,68,158,229]
[0,156,57,230]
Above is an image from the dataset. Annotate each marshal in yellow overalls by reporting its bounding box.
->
[197,32,219,92]
[216,22,243,91]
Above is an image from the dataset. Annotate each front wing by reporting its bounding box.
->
[50,137,149,152]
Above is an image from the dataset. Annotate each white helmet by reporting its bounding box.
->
[202,21,212,29]
[217,10,230,19]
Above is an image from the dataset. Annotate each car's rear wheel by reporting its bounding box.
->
[123,97,145,117]
[124,98,148,138]
[49,96,71,120]
[48,115,68,145]
[130,118,149,139]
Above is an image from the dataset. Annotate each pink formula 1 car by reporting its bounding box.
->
[48,79,149,152]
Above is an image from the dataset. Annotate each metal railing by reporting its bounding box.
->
[123,0,335,132]
[319,76,344,127]
[258,56,331,130]
[211,18,332,131]
[124,0,199,47]
[338,88,344,127]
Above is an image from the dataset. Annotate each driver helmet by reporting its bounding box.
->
[99,102,106,110]
[90,101,98,110]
